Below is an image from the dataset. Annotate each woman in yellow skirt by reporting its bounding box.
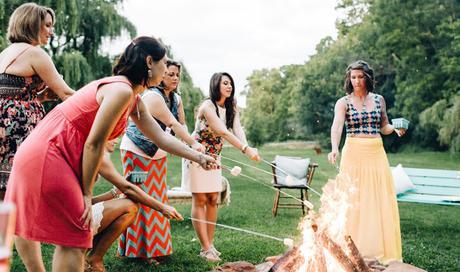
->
[327,60,406,264]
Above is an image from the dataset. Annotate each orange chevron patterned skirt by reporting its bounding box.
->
[118,150,172,258]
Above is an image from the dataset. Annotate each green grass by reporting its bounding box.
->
[10,147,460,272]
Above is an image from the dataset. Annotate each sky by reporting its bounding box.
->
[109,0,340,105]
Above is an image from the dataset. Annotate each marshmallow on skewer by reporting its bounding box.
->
[303,200,314,209]
[230,166,242,176]
[285,175,294,185]
[283,238,294,249]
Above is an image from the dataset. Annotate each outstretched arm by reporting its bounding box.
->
[143,92,203,151]
[130,99,214,169]
[202,101,260,161]
[95,152,183,220]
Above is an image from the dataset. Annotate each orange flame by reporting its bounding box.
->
[297,172,358,271]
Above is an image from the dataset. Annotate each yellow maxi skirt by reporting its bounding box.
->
[340,137,402,264]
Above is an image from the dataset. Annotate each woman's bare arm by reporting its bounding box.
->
[30,47,74,100]
[130,99,214,168]
[328,98,346,164]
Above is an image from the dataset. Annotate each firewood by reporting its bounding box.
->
[318,232,359,272]
[345,235,372,272]
[269,246,304,272]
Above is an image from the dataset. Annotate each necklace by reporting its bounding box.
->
[353,92,367,112]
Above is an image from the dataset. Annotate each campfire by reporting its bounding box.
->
[270,172,371,272]
[214,172,426,272]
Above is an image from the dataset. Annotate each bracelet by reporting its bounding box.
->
[241,144,249,154]
[110,187,118,198]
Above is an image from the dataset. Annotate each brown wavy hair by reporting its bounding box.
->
[344,60,375,94]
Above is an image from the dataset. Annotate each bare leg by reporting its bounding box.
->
[52,245,85,272]
[14,236,46,272]
[205,193,219,246]
[191,192,210,250]
[86,199,138,271]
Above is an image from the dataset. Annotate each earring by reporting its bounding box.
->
[148,69,153,78]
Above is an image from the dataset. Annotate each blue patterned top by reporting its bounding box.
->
[344,93,388,136]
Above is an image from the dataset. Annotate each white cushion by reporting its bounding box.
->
[391,164,416,195]
[274,156,310,186]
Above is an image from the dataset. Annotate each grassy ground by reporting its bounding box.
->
[10,146,460,272]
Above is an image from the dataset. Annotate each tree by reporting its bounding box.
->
[0,0,136,89]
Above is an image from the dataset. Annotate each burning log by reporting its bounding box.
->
[345,235,372,272]
[269,246,304,272]
[317,232,358,272]
[314,234,327,272]
[269,212,372,272]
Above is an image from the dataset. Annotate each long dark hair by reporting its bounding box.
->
[113,36,166,86]
[209,72,236,129]
[344,60,375,94]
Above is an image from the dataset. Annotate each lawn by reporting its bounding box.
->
[10,146,460,272]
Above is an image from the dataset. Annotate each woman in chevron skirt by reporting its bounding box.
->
[118,61,204,261]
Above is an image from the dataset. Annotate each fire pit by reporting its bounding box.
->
[214,173,426,272]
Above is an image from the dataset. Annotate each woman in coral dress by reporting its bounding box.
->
[5,36,215,272]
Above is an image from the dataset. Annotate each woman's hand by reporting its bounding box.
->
[160,204,184,221]
[245,147,261,162]
[191,142,205,153]
[395,128,406,137]
[327,149,339,164]
[80,194,93,230]
[197,153,218,170]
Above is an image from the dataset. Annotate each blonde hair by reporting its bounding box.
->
[7,3,55,44]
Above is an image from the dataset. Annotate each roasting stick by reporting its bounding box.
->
[261,158,290,176]
[220,155,321,197]
[221,164,314,210]
[186,216,294,248]
[221,155,277,176]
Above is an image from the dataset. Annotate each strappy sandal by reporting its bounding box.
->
[84,259,106,272]
[146,258,161,266]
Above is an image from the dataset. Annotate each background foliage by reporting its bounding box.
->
[243,0,460,153]
[0,0,203,129]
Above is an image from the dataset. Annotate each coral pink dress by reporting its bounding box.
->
[5,76,136,248]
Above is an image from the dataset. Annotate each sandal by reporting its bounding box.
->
[84,259,106,272]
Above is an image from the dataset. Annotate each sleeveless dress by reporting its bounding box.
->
[340,93,402,264]
[4,76,136,248]
[118,88,180,258]
[188,105,226,193]
[0,46,47,191]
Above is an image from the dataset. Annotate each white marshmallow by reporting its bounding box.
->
[285,175,294,185]
[283,238,294,249]
[231,166,242,176]
[303,200,314,209]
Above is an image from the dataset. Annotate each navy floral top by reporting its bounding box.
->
[0,73,46,164]
[344,93,389,136]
